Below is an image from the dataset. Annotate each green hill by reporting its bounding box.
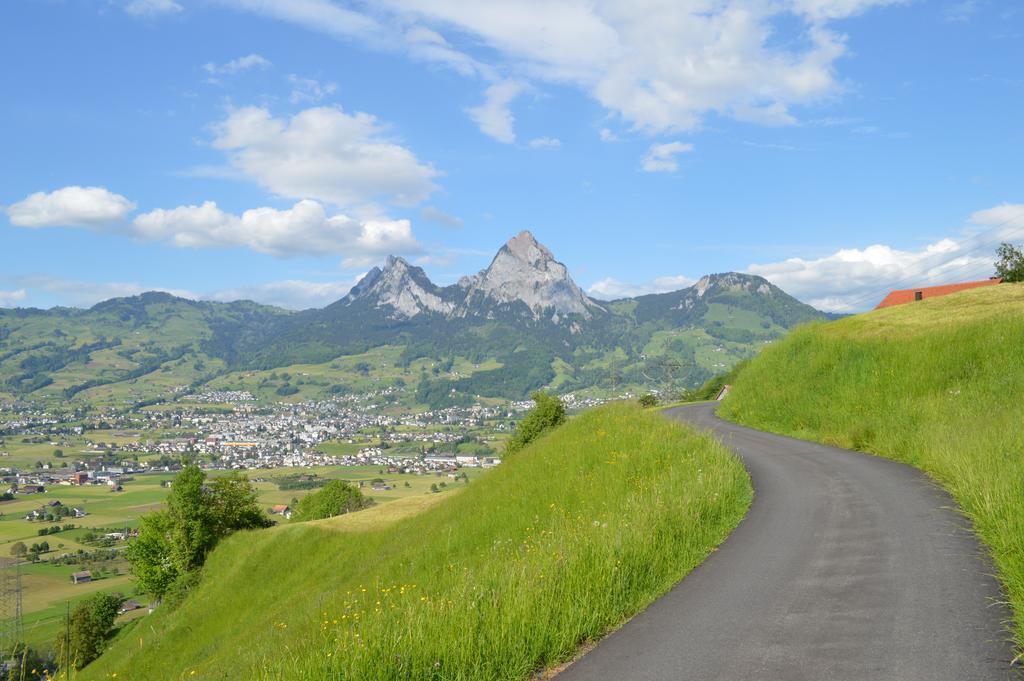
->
[0,293,286,407]
[719,283,1024,651]
[83,403,750,679]
[0,271,825,411]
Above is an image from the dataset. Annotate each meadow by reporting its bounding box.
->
[1,464,485,650]
[84,402,752,680]
[203,345,505,405]
[719,283,1024,651]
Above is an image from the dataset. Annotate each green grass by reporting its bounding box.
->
[83,402,751,680]
[0,467,486,650]
[204,345,504,405]
[719,282,1024,653]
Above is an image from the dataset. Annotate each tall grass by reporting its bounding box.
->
[85,402,751,680]
[719,283,1024,651]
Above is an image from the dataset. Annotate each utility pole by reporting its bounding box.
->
[0,557,23,662]
[660,357,682,398]
[64,601,72,675]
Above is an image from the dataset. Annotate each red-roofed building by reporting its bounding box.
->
[876,278,1002,309]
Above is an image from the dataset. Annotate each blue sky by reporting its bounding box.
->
[1,0,1022,312]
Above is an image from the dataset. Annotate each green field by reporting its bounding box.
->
[83,402,751,679]
[1,464,486,651]
[203,345,504,405]
[719,282,1024,653]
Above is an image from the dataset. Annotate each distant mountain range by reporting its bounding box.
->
[0,232,829,410]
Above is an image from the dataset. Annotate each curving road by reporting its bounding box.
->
[557,403,1017,681]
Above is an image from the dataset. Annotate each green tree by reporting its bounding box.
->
[126,511,178,599]
[165,465,218,572]
[638,394,658,407]
[505,391,567,455]
[995,242,1024,283]
[209,471,273,536]
[127,466,271,599]
[64,592,122,669]
[293,480,369,521]
[53,449,64,458]
[10,541,26,557]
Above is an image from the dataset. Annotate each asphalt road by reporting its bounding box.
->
[557,403,1017,681]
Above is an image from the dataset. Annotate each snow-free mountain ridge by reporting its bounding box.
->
[344,231,603,321]
[0,231,830,407]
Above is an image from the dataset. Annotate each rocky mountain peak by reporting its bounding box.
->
[343,232,606,322]
[694,272,775,298]
[503,230,555,267]
[343,256,453,318]
[459,231,603,320]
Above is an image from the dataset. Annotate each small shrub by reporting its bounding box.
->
[505,391,566,455]
[638,394,658,407]
[293,480,369,521]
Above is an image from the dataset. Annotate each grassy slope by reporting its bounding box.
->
[0,468,484,650]
[85,403,751,680]
[719,283,1024,650]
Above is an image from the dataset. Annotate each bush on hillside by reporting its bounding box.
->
[62,592,122,669]
[293,480,370,522]
[127,467,271,599]
[638,393,658,407]
[505,391,566,455]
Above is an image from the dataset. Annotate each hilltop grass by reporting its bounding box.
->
[84,402,751,680]
[719,283,1024,651]
[0,467,484,650]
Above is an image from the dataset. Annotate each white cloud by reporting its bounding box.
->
[210,105,439,207]
[0,289,27,308]
[969,203,1024,227]
[588,274,696,300]
[208,277,363,309]
[123,0,182,16]
[132,199,422,258]
[467,80,527,143]
[288,75,338,104]
[203,54,271,75]
[641,142,694,173]
[217,1,491,79]
[14,275,196,308]
[943,0,980,22]
[420,205,464,229]
[216,0,384,42]
[599,127,619,142]
[528,136,561,149]
[404,26,494,78]
[379,0,902,133]
[6,186,136,228]
[6,275,361,311]
[747,203,1024,312]
[222,1,906,134]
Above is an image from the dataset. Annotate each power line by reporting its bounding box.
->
[1,557,24,660]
